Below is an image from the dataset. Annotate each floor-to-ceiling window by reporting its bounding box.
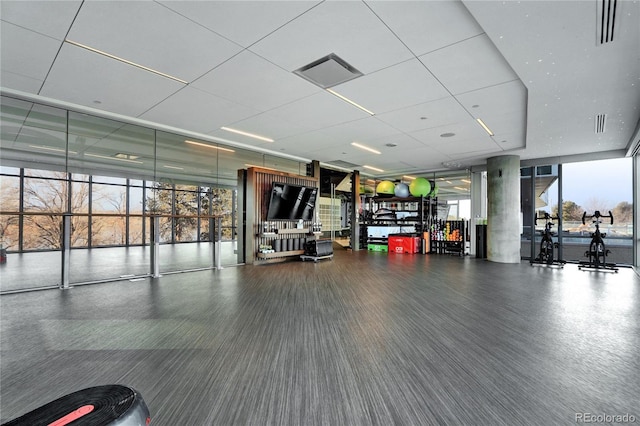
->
[561,158,633,265]
[521,158,633,265]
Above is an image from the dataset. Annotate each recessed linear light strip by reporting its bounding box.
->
[326,89,375,116]
[185,140,235,152]
[363,165,384,172]
[476,118,494,136]
[85,153,143,164]
[351,142,380,155]
[220,127,274,143]
[163,165,184,170]
[29,145,78,154]
[65,39,188,84]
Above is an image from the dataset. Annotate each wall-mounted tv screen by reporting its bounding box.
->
[266,183,318,220]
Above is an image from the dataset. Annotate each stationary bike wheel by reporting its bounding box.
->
[540,240,553,264]
[595,242,606,268]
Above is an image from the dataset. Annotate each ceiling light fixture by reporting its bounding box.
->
[461,179,471,183]
[65,39,188,84]
[163,165,184,170]
[29,145,77,154]
[363,165,384,172]
[403,175,417,180]
[476,118,495,136]
[454,186,469,191]
[326,89,375,115]
[185,140,235,152]
[244,164,277,171]
[220,127,274,143]
[351,142,381,155]
[115,153,139,160]
[85,153,143,164]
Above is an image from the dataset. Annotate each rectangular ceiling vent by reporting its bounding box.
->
[597,0,618,44]
[294,53,363,89]
[595,113,607,133]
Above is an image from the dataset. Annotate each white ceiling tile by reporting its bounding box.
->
[376,96,471,134]
[1,22,61,84]
[250,1,413,74]
[191,51,320,112]
[211,111,311,142]
[140,86,261,134]
[67,1,242,82]
[0,0,81,40]
[366,0,483,56]
[420,34,519,95]
[267,91,371,131]
[158,1,321,48]
[410,120,490,147]
[334,59,450,114]
[320,116,400,144]
[40,44,185,117]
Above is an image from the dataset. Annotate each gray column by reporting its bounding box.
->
[487,155,521,263]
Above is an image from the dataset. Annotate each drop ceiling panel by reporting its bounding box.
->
[0,0,81,40]
[210,111,311,142]
[158,1,321,48]
[40,44,185,118]
[410,120,491,148]
[419,34,519,95]
[365,0,484,56]
[67,1,243,82]
[376,97,472,135]
[191,50,320,112]
[320,116,400,144]
[250,1,413,74]
[267,91,371,132]
[140,86,261,135]
[390,146,452,170]
[334,59,450,114]
[276,131,340,160]
[1,23,61,87]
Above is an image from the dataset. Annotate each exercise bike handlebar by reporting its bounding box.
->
[582,210,614,225]
[534,212,560,226]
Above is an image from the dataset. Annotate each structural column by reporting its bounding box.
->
[487,155,521,263]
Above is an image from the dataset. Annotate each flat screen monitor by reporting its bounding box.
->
[266,183,317,220]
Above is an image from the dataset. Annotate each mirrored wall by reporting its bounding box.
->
[0,94,307,292]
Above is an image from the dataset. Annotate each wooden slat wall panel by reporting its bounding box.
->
[247,168,318,264]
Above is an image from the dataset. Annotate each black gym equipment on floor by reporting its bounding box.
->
[1,384,150,426]
[530,212,565,267]
[578,210,619,272]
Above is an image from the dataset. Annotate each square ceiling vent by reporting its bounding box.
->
[294,53,363,89]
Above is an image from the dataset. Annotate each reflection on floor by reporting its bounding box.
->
[0,242,241,292]
[1,248,638,425]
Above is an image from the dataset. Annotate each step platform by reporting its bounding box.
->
[2,384,150,426]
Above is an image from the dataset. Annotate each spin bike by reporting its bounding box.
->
[578,210,618,272]
[531,212,565,266]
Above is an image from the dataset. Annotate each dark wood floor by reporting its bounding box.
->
[1,247,638,425]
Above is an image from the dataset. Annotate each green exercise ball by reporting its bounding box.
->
[430,184,439,197]
[376,180,395,197]
[394,182,410,198]
[409,177,432,197]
